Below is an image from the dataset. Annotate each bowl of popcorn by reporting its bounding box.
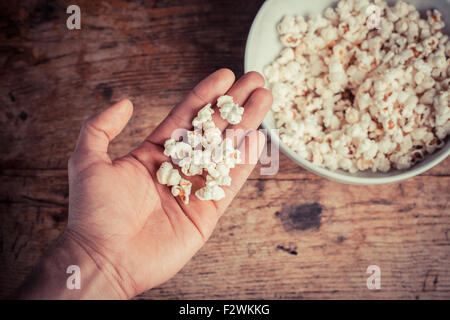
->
[245,0,450,184]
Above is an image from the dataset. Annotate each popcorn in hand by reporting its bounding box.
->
[156,162,181,186]
[192,103,214,128]
[156,95,245,204]
[217,95,244,125]
[171,178,192,204]
[163,139,191,160]
[187,130,203,148]
[195,175,226,201]
[202,126,222,146]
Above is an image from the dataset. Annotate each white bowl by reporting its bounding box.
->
[245,0,450,185]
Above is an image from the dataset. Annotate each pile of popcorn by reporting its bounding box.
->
[156,96,243,204]
[264,0,450,172]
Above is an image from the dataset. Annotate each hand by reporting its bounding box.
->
[17,69,272,299]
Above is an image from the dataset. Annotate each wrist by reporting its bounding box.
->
[15,232,133,300]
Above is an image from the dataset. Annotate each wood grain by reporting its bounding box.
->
[0,0,449,299]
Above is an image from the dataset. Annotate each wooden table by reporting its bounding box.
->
[0,0,449,299]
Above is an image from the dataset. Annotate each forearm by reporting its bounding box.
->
[14,233,129,300]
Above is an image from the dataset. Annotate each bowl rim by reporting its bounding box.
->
[244,0,450,185]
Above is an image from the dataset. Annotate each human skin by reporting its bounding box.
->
[15,69,273,299]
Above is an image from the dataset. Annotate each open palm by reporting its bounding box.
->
[66,69,272,298]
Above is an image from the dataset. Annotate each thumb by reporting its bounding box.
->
[73,99,133,162]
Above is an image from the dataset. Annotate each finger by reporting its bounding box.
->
[215,130,266,214]
[212,71,265,132]
[75,99,133,155]
[147,68,235,146]
[223,87,273,148]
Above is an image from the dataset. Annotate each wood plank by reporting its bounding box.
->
[1,170,449,299]
[0,0,265,169]
[140,176,450,299]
